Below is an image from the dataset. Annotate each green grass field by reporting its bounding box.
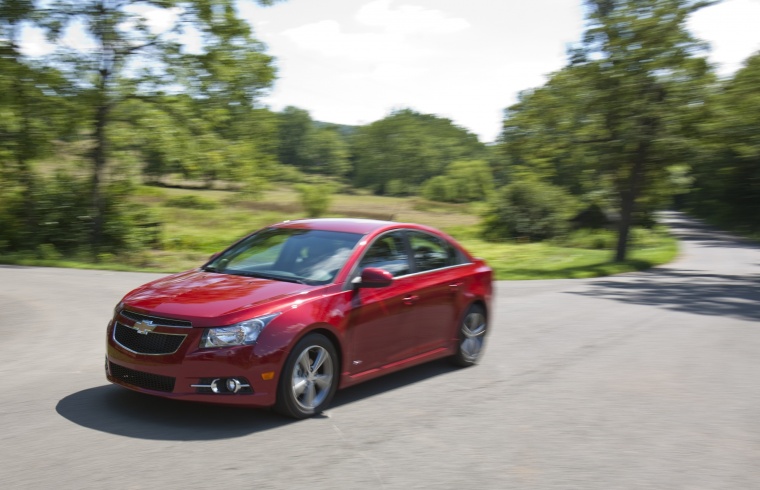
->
[2,184,678,280]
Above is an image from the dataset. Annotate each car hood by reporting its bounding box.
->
[122,270,315,325]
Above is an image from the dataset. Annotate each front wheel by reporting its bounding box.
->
[452,305,487,367]
[276,333,338,419]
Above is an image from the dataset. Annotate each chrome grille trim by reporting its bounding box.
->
[119,309,192,328]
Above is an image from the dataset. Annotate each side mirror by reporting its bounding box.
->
[353,267,393,288]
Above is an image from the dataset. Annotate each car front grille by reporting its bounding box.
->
[119,309,192,328]
[114,322,186,355]
[109,362,176,393]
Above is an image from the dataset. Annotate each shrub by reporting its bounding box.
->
[482,179,578,241]
[164,195,218,210]
[421,159,494,203]
[560,229,617,250]
[295,184,333,217]
[0,170,162,255]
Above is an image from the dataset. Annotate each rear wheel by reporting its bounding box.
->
[276,333,338,419]
[452,305,487,367]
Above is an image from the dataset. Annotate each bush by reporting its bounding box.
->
[164,195,218,210]
[385,179,417,197]
[482,179,578,241]
[421,160,494,203]
[295,184,333,217]
[559,229,616,250]
[0,170,162,255]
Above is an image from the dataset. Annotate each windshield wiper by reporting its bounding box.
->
[233,271,311,285]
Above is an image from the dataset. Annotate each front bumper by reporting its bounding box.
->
[105,317,284,407]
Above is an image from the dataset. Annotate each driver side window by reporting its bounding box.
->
[358,232,410,277]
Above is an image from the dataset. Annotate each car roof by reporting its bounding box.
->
[272,218,401,235]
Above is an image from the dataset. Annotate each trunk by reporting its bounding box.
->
[614,140,648,262]
[91,0,113,254]
[14,77,36,243]
[91,101,108,252]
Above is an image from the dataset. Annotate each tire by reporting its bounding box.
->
[452,304,487,367]
[276,333,339,419]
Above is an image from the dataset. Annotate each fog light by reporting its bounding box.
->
[226,378,241,393]
[210,378,222,393]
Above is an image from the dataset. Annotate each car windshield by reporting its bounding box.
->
[203,228,363,285]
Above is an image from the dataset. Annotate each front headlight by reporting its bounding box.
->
[201,313,280,348]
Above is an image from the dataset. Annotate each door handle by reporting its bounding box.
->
[403,295,419,305]
[449,282,463,291]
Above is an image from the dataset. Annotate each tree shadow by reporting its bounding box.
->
[56,360,456,441]
[660,212,760,249]
[570,269,760,322]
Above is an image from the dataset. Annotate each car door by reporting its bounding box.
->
[405,231,467,353]
[347,231,420,374]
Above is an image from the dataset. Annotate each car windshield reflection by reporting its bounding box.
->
[204,228,363,285]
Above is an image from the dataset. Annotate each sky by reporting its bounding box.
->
[18,0,760,143]
[237,0,760,143]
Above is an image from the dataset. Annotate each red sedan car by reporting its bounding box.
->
[106,218,492,418]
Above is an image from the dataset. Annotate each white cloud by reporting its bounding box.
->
[356,0,470,34]
[689,0,760,75]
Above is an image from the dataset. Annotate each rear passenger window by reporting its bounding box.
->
[408,231,460,273]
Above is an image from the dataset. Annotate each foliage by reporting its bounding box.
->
[497,0,714,260]
[0,170,156,254]
[421,159,494,203]
[295,184,334,217]
[164,195,218,210]
[28,0,278,248]
[352,109,487,194]
[277,107,351,177]
[304,126,351,177]
[482,178,579,242]
[687,52,760,232]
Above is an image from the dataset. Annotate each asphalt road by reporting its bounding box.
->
[1,212,758,489]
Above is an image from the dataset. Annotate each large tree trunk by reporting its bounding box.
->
[615,140,648,262]
[91,100,108,252]
[91,0,113,254]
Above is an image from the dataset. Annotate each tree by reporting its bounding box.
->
[277,105,313,168]
[304,126,351,177]
[276,107,352,177]
[0,1,78,249]
[576,0,714,260]
[498,0,714,260]
[421,159,494,203]
[688,52,760,231]
[37,0,278,250]
[352,109,486,195]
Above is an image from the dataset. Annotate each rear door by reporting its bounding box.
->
[405,231,469,352]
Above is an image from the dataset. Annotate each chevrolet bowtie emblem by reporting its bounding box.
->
[132,320,156,335]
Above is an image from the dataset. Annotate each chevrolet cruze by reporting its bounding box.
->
[106,218,492,418]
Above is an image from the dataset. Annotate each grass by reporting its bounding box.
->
[459,236,677,280]
[1,184,679,279]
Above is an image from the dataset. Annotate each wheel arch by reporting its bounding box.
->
[277,323,344,381]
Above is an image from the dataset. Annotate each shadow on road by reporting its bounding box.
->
[571,269,760,322]
[661,212,760,250]
[56,359,456,440]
